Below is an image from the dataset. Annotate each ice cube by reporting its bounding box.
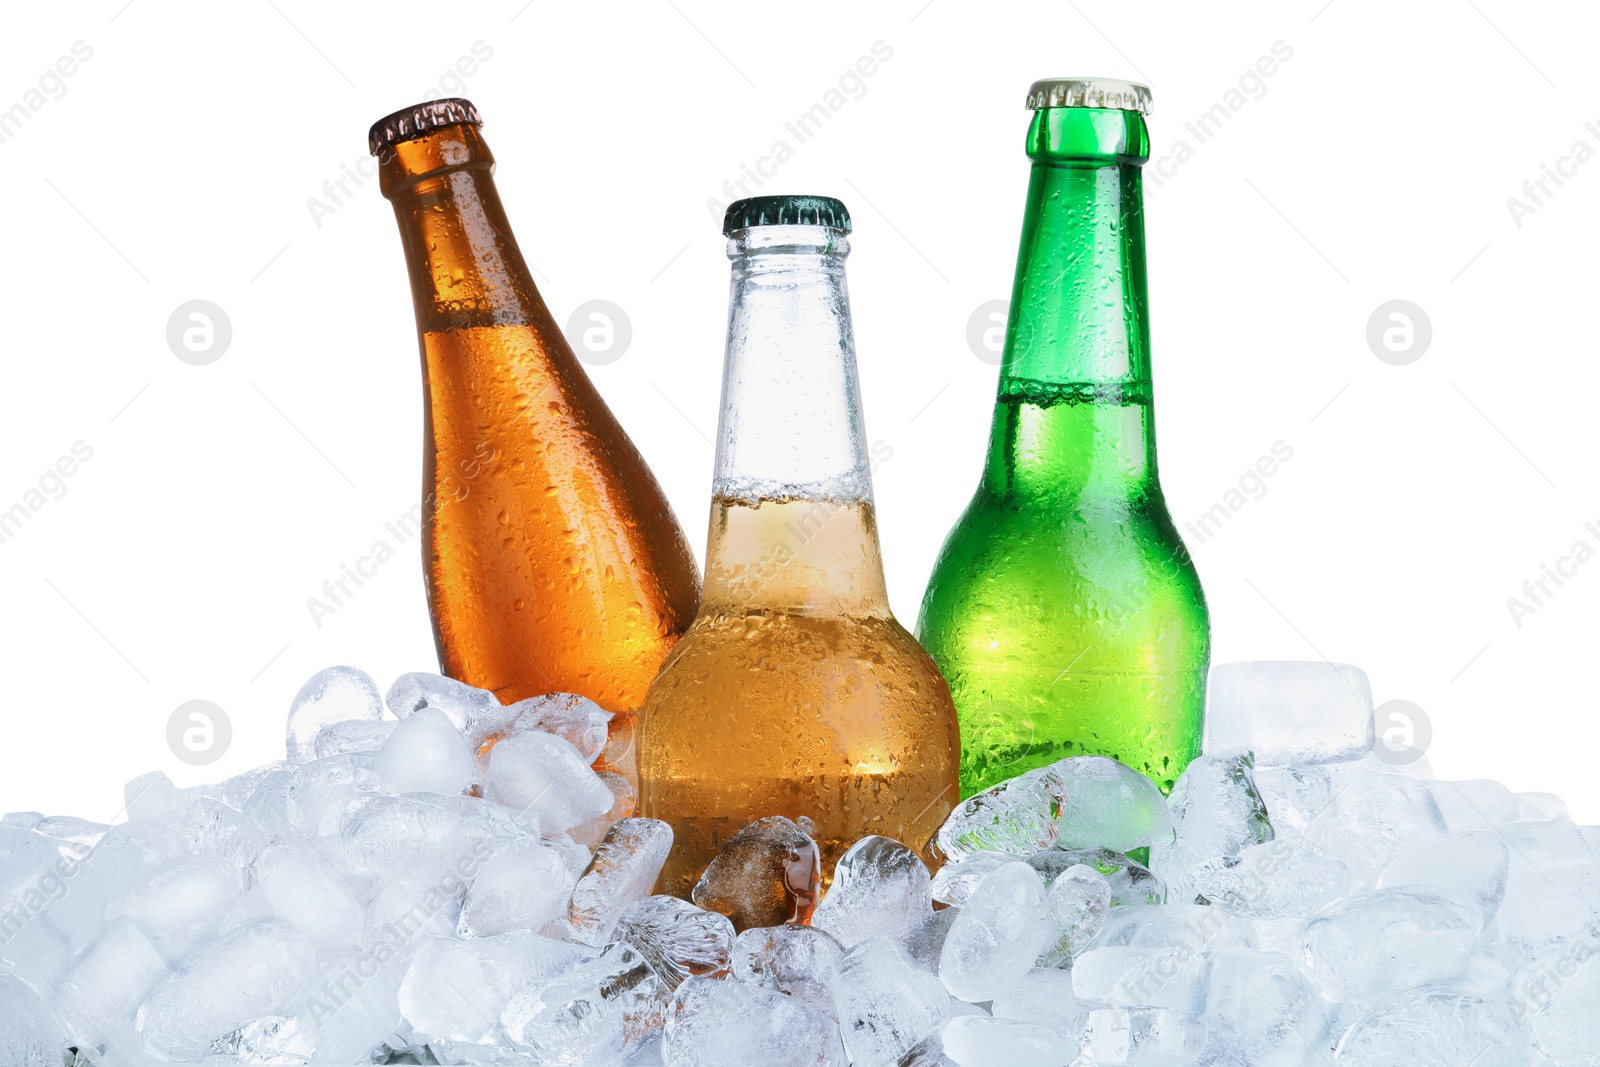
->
[570,771,638,851]
[569,818,674,946]
[897,1031,959,1067]
[1425,779,1522,832]
[399,932,589,1044]
[255,844,364,946]
[339,793,523,886]
[240,766,294,841]
[1202,948,1332,1057]
[285,753,383,839]
[1080,1007,1206,1064]
[0,972,67,1066]
[1204,660,1373,766]
[690,816,822,932]
[1250,763,1332,843]
[104,854,240,961]
[480,692,612,765]
[1090,903,1257,954]
[366,879,461,955]
[938,860,1052,1003]
[387,671,502,732]
[1333,990,1527,1066]
[1049,757,1175,852]
[124,770,197,824]
[174,797,270,868]
[1516,791,1567,821]
[374,707,475,796]
[312,718,397,759]
[55,916,168,1047]
[938,1014,1078,1067]
[598,710,639,781]
[1302,772,1447,881]
[613,895,734,990]
[39,820,185,957]
[459,838,578,938]
[28,815,110,850]
[990,967,1090,1037]
[286,665,384,764]
[1148,755,1272,905]
[1490,815,1600,963]
[1188,839,1351,920]
[1376,830,1509,921]
[136,921,319,1060]
[209,1016,317,1063]
[1027,848,1167,908]
[731,923,845,1015]
[662,974,835,1067]
[500,943,669,1063]
[934,767,1067,863]
[833,937,951,1067]
[1529,950,1600,1063]
[484,730,615,832]
[931,852,1012,907]
[1303,887,1481,1001]
[813,835,932,949]
[1072,943,1207,1012]
[1038,862,1110,967]
[905,908,959,972]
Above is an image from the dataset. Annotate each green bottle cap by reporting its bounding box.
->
[1026,78,1152,114]
[722,195,852,236]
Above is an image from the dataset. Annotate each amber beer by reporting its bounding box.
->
[638,196,961,896]
[372,99,700,712]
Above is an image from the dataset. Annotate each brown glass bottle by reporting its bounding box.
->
[372,99,700,713]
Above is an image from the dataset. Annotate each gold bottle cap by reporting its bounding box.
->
[368,98,484,156]
[1026,78,1152,114]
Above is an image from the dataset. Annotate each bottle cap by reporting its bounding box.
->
[368,98,484,156]
[722,195,852,236]
[1026,78,1152,114]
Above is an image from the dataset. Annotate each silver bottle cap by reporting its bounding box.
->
[1026,78,1152,115]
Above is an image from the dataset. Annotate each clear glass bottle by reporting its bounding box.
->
[638,196,961,896]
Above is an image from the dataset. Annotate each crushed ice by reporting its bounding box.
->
[1,661,1597,1065]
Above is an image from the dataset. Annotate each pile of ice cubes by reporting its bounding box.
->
[2,660,1598,1065]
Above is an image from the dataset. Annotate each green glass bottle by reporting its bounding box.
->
[917,78,1209,797]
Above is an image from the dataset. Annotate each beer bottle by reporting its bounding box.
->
[917,80,1209,797]
[371,99,700,712]
[638,196,961,895]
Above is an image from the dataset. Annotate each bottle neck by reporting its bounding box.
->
[988,108,1158,500]
[702,225,889,616]
[378,125,545,332]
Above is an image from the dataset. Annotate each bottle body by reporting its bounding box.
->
[638,207,960,895]
[643,496,960,897]
[376,103,700,712]
[917,99,1208,797]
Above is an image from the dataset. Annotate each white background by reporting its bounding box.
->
[1,1,1595,826]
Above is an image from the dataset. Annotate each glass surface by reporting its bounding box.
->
[917,107,1209,797]
[380,123,701,712]
[639,223,960,895]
